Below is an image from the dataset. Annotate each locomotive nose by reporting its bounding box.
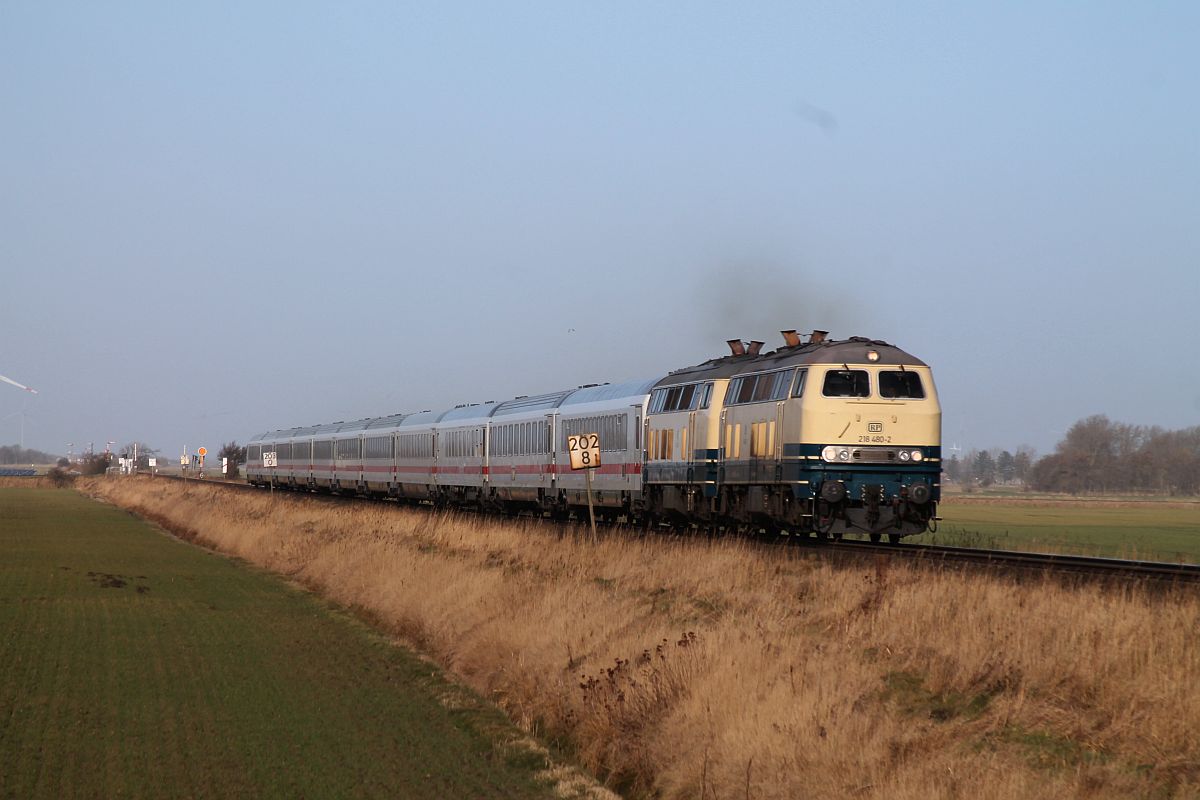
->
[908,482,931,505]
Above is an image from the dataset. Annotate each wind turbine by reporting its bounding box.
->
[0,373,38,395]
[0,372,39,450]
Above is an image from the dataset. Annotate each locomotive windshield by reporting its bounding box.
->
[879,370,925,399]
[822,369,870,397]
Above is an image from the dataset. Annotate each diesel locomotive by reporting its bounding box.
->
[245,331,941,540]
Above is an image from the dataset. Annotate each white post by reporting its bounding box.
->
[585,467,597,540]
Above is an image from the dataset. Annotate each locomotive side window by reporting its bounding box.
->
[649,383,707,413]
[879,371,925,399]
[728,370,794,405]
[822,369,870,398]
[792,369,808,397]
[730,375,757,404]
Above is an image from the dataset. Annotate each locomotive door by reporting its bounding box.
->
[687,410,697,484]
[774,400,786,481]
[718,409,728,485]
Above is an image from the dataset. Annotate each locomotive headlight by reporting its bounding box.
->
[898,450,911,461]
[821,446,851,463]
[910,449,924,462]
[867,350,880,362]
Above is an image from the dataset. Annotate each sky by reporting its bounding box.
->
[2,2,1198,459]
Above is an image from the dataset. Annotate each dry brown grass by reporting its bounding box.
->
[80,478,1200,799]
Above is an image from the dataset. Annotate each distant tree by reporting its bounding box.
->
[973,450,996,487]
[0,445,58,465]
[1013,447,1035,484]
[118,442,160,470]
[996,450,1015,484]
[77,452,112,476]
[1029,417,1200,495]
[945,454,963,483]
[46,466,74,487]
[219,441,247,478]
[56,457,70,468]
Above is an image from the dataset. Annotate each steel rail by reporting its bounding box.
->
[822,538,1200,584]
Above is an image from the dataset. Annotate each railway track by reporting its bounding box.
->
[822,538,1200,584]
[140,474,1200,585]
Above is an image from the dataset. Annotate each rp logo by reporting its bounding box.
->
[868,422,883,433]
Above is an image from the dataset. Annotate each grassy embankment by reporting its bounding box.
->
[0,487,598,800]
[914,495,1200,562]
[79,477,1200,799]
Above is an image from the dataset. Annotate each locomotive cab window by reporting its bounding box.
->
[879,370,925,399]
[822,369,870,398]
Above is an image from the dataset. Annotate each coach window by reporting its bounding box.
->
[822,369,870,398]
[879,370,925,399]
[697,382,713,409]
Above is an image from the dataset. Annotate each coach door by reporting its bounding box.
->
[545,413,557,490]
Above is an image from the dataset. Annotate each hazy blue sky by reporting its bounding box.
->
[2,2,1197,459]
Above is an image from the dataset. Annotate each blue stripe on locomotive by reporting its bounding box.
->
[777,444,941,501]
[645,445,940,501]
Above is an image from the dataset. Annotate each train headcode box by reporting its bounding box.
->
[566,433,601,470]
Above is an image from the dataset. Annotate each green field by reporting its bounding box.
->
[911,500,1200,563]
[0,488,558,799]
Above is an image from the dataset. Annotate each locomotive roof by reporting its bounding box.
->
[654,337,926,387]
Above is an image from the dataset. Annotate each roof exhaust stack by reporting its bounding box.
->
[727,339,746,356]
[809,329,828,344]
[781,329,801,347]
[747,340,765,356]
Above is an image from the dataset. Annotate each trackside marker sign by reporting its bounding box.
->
[566,433,601,470]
